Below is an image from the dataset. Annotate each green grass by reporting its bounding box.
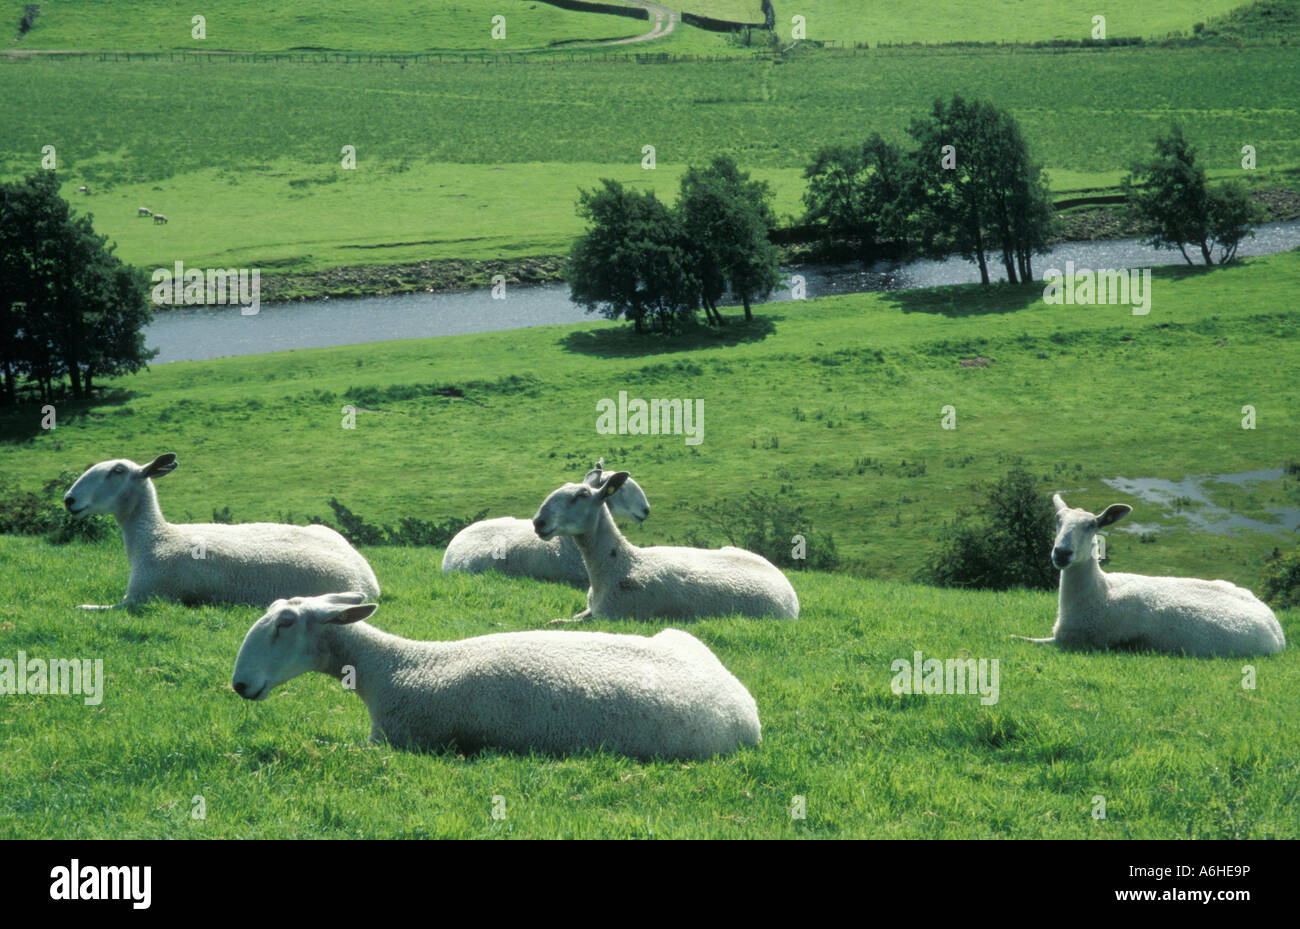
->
[1,537,1295,838]
[7,0,1261,52]
[6,0,654,52]
[4,46,1297,269]
[3,251,1297,588]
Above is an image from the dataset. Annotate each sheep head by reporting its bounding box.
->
[231,592,377,701]
[1050,493,1131,570]
[64,454,177,517]
[534,471,632,540]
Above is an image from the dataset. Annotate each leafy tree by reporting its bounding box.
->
[677,156,780,323]
[1123,125,1258,266]
[907,96,1053,284]
[802,143,869,255]
[0,172,154,403]
[925,466,1058,591]
[569,179,698,333]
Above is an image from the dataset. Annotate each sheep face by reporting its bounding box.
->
[582,463,650,523]
[231,593,376,701]
[1051,493,1131,570]
[534,472,632,540]
[64,454,177,517]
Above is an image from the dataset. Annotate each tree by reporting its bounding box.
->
[569,179,698,334]
[677,156,780,323]
[0,172,154,403]
[1123,125,1257,266]
[802,143,869,256]
[906,96,1053,284]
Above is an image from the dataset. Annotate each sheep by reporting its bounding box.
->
[230,592,761,760]
[63,454,380,609]
[1012,494,1285,657]
[441,459,650,586]
[532,471,799,621]
[77,185,89,194]
[137,207,152,217]
[153,213,167,224]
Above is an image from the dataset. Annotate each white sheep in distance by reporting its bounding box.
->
[230,592,761,760]
[153,213,167,224]
[1012,493,1286,657]
[441,460,650,586]
[137,207,152,217]
[532,471,799,622]
[64,455,380,609]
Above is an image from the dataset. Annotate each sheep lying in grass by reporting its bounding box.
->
[1013,494,1285,657]
[230,593,761,759]
[533,471,799,621]
[64,455,380,609]
[441,460,650,586]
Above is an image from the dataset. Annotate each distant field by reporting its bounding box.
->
[5,0,1255,51]
[4,0,651,52]
[3,46,1296,268]
[681,1,1245,43]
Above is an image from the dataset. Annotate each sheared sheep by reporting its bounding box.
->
[230,592,761,760]
[64,454,379,609]
[532,471,799,621]
[441,460,650,586]
[1012,493,1285,657]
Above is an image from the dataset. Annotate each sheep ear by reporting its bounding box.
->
[323,591,367,605]
[1052,493,1067,512]
[1096,504,1131,528]
[600,471,631,498]
[324,603,377,625]
[141,453,177,479]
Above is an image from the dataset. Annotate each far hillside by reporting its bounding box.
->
[5,0,1272,52]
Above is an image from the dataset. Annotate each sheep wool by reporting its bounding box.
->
[231,593,761,760]
[533,472,799,621]
[64,455,380,608]
[1015,494,1285,657]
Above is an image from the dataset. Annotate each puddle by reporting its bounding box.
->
[1101,469,1300,536]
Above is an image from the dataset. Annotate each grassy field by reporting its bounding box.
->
[3,45,1297,271]
[1,536,1295,839]
[6,0,1252,51]
[2,251,1296,587]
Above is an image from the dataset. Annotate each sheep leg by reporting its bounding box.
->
[547,608,593,626]
[1010,634,1055,644]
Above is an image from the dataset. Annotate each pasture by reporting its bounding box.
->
[2,45,1297,271]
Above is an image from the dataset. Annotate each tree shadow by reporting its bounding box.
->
[0,388,138,444]
[559,315,779,358]
[879,280,1048,318]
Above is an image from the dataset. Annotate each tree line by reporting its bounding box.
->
[0,172,154,405]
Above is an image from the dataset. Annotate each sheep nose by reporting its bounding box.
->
[1052,547,1073,567]
[233,681,248,697]
[64,495,75,510]
[532,517,547,533]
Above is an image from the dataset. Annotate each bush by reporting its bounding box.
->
[685,489,839,571]
[18,4,39,35]
[316,498,487,548]
[1261,548,1300,609]
[0,470,113,544]
[924,466,1057,591]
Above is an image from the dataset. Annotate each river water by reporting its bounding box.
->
[145,220,1300,364]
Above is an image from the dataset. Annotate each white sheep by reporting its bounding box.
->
[137,207,152,217]
[532,471,799,621]
[230,592,761,759]
[64,454,380,609]
[1013,494,1285,657]
[441,460,650,586]
[153,213,167,224]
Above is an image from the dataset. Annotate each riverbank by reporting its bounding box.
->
[251,186,1300,305]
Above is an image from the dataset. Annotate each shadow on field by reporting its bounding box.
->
[559,316,779,357]
[882,282,1045,317]
[0,389,137,444]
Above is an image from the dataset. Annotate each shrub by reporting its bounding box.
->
[18,4,39,35]
[685,489,839,571]
[924,466,1057,591]
[1261,548,1300,609]
[0,470,113,544]
[316,498,487,548]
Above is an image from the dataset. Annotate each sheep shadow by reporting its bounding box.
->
[0,388,138,444]
[560,315,779,358]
